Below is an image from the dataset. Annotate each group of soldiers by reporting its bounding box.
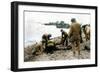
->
[33,18,90,57]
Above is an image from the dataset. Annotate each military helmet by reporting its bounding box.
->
[61,29,64,32]
[61,29,65,34]
[71,18,76,23]
[48,34,52,38]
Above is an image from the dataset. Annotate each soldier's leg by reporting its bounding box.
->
[85,34,88,41]
[65,38,68,46]
[72,42,76,56]
[63,37,66,46]
[87,34,90,40]
[61,37,63,45]
[73,41,80,57]
[61,37,62,44]
[76,41,80,55]
[62,38,64,45]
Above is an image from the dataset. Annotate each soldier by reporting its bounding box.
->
[42,34,55,54]
[32,34,52,55]
[82,24,90,41]
[68,18,81,56]
[60,29,68,46]
[42,34,51,49]
[32,43,43,55]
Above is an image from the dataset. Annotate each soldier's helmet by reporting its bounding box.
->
[61,29,65,34]
[48,34,52,38]
[61,29,64,32]
[71,18,76,23]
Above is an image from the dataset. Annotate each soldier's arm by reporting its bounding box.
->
[68,24,73,37]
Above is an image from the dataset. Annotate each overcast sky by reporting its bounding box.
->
[24,11,90,43]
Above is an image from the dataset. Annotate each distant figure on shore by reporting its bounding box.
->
[60,29,68,46]
[68,18,81,56]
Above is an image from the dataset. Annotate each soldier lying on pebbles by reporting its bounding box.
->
[68,18,81,57]
[32,43,43,56]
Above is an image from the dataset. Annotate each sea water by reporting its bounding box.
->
[25,23,70,47]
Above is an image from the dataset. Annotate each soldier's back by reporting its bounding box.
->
[69,22,81,43]
[71,22,80,35]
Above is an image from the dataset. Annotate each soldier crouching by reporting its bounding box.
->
[42,34,55,54]
[42,34,51,49]
[32,34,53,55]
